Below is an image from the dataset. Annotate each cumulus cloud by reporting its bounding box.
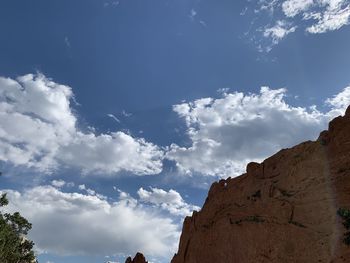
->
[166,86,350,177]
[1,186,180,258]
[58,132,163,175]
[137,187,200,217]
[0,74,163,175]
[250,0,350,51]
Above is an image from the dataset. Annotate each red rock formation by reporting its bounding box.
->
[125,252,148,263]
[171,107,350,263]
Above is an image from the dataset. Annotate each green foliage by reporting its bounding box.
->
[337,208,350,246]
[0,192,37,263]
[0,193,9,207]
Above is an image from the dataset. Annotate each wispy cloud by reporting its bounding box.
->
[263,20,297,50]
[64,36,71,48]
[189,9,197,21]
[248,0,350,51]
[256,0,280,14]
[240,6,248,16]
[199,20,207,27]
[51,179,66,188]
[121,110,132,117]
[282,0,314,17]
[104,1,120,8]
[107,113,121,123]
[305,2,350,33]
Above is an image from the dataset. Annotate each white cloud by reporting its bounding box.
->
[0,74,163,176]
[325,86,350,115]
[263,20,297,45]
[121,110,132,117]
[64,36,71,48]
[257,0,280,14]
[251,0,350,51]
[166,86,350,177]
[306,1,350,33]
[107,114,121,123]
[86,188,97,196]
[66,182,75,187]
[240,6,248,16]
[78,184,107,199]
[282,0,314,17]
[1,186,180,258]
[199,20,207,27]
[104,1,120,8]
[189,9,197,20]
[137,187,200,217]
[51,179,66,188]
[58,132,163,175]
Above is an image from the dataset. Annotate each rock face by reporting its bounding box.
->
[125,252,148,263]
[171,107,350,263]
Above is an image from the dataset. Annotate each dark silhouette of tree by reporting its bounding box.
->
[0,172,37,263]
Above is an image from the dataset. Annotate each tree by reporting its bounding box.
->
[338,208,350,245]
[0,178,37,262]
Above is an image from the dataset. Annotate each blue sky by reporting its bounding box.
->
[1,0,350,262]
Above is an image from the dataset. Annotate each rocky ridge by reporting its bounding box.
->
[125,252,148,263]
[171,106,350,263]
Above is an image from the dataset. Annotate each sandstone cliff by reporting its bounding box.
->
[171,107,350,263]
[125,252,148,263]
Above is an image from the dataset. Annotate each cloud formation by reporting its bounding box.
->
[2,186,180,258]
[248,0,350,51]
[166,86,350,177]
[282,0,314,17]
[2,74,350,180]
[263,20,297,46]
[326,86,350,111]
[0,74,163,175]
[137,187,200,217]
[302,0,350,34]
[51,180,66,188]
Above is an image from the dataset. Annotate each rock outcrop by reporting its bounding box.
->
[125,252,148,263]
[171,107,350,263]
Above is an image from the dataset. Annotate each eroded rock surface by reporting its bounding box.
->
[125,252,148,263]
[172,107,350,263]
